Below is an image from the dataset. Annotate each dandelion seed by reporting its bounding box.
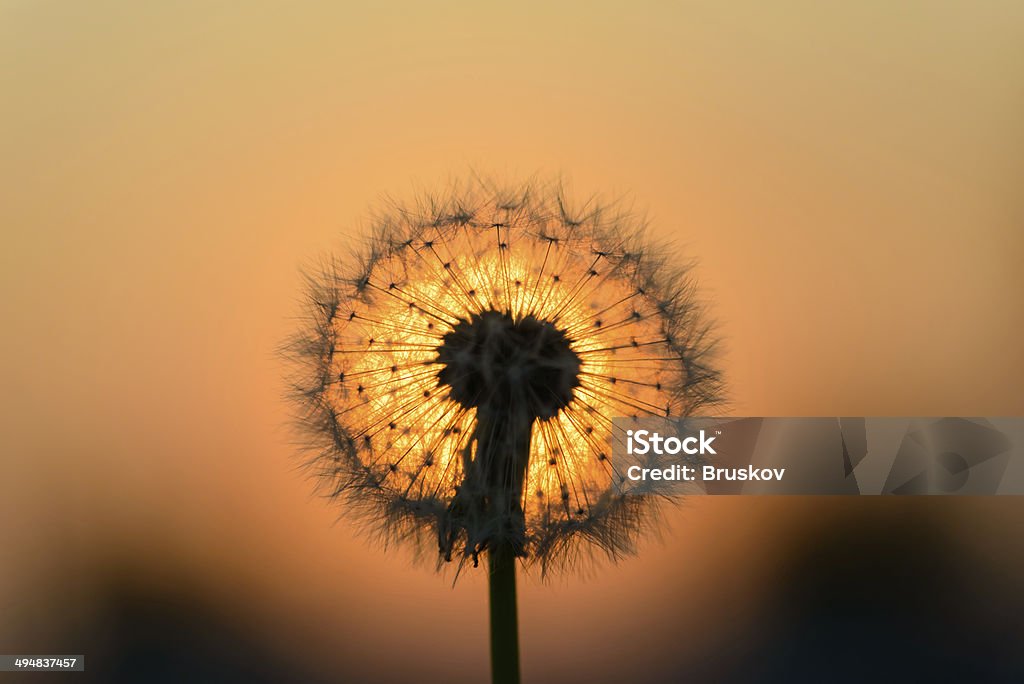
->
[285,177,723,684]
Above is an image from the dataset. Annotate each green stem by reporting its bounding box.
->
[489,541,521,684]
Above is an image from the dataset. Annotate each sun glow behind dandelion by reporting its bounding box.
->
[290,180,721,575]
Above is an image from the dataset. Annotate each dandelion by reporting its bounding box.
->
[286,178,722,684]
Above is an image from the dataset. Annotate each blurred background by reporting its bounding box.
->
[2,2,1023,682]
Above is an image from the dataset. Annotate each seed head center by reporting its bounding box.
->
[435,310,582,420]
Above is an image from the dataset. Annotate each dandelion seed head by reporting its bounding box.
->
[287,178,723,576]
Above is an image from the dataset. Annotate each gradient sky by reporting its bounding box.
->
[2,3,1023,682]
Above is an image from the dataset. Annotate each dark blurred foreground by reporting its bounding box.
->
[8,500,1024,684]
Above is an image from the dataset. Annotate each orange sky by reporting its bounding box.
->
[2,3,1023,681]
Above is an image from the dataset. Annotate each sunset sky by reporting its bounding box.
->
[2,3,1023,681]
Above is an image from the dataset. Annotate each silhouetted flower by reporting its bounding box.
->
[287,178,722,575]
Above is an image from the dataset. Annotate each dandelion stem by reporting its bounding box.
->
[489,540,521,684]
[474,407,531,684]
